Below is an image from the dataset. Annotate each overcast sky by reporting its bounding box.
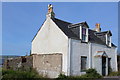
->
[2,2,118,56]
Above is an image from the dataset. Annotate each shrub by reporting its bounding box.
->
[80,68,102,78]
[57,68,102,79]
[57,73,67,79]
[109,71,120,76]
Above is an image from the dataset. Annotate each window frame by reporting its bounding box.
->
[106,34,111,47]
[81,56,87,72]
[80,26,88,42]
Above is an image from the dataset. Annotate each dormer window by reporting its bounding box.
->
[106,34,111,47]
[80,25,88,42]
[68,22,89,42]
[82,27,87,41]
[95,30,112,47]
[107,35,110,45]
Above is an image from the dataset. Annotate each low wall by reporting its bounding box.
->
[33,53,62,78]
[3,56,33,70]
[3,53,62,78]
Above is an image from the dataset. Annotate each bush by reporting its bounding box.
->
[80,68,102,78]
[57,73,67,79]
[2,68,43,79]
[57,68,102,79]
[109,71,120,76]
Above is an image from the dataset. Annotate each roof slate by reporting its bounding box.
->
[95,30,112,36]
[52,18,79,39]
[52,18,116,47]
[32,17,116,47]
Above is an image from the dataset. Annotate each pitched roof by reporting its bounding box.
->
[68,21,89,28]
[52,18,79,39]
[95,30,112,36]
[32,17,116,47]
[52,18,116,47]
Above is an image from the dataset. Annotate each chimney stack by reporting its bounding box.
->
[46,4,55,18]
[94,23,101,32]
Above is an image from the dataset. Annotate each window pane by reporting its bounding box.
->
[82,35,86,41]
[107,36,110,41]
[81,56,87,71]
[82,28,86,35]
[107,35,110,45]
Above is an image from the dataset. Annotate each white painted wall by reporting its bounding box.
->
[70,39,89,76]
[91,43,117,72]
[31,17,68,75]
[69,38,117,76]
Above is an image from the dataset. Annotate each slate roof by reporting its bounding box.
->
[52,18,79,39]
[52,18,116,47]
[32,17,116,47]
[95,30,112,36]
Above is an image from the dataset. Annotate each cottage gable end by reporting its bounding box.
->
[31,17,68,54]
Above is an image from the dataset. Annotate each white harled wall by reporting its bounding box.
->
[31,17,69,75]
[91,43,117,72]
[69,38,117,76]
[70,39,89,76]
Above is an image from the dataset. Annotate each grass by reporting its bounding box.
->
[2,68,43,79]
[108,71,120,76]
[3,68,120,79]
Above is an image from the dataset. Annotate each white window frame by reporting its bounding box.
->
[80,26,88,42]
[106,34,111,47]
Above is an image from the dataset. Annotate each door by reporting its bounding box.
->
[102,56,106,76]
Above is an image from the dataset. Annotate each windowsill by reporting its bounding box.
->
[81,41,88,43]
[81,69,86,72]
[106,44,112,48]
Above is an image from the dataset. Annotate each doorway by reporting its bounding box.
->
[102,56,106,76]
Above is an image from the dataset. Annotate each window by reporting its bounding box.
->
[81,56,87,71]
[106,34,111,47]
[82,28,86,41]
[107,35,110,46]
[80,27,88,42]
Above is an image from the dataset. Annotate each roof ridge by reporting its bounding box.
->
[53,18,72,24]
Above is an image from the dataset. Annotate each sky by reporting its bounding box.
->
[2,2,118,56]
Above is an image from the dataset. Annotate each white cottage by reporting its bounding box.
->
[31,4,118,77]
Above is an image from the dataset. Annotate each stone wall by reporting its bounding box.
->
[3,56,33,70]
[3,53,62,78]
[33,53,62,78]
